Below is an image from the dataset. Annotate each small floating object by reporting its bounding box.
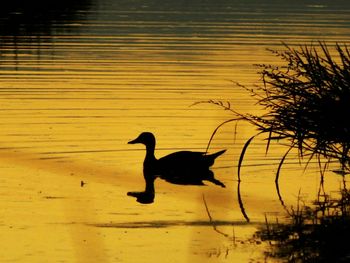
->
[127,132,226,204]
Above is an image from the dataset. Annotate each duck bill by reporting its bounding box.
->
[128,138,140,144]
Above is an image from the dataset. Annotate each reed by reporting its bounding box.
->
[253,42,350,171]
[196,42,350,260]
[202,42,350,175]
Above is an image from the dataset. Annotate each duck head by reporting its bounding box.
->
[128,132,156,148]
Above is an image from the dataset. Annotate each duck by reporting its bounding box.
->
[127,132,226,203]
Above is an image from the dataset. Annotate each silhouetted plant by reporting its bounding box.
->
[194,42,350,224]
[244,43,350,261]
[199,42,350,178]
[255,42,350,171]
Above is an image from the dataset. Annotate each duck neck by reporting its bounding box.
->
[143,140,156,194]
[145,143,157,162]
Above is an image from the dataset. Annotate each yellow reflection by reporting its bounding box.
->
[1,7,350,261]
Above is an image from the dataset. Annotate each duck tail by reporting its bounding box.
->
[209,149,226,159]
[205,149,226,166]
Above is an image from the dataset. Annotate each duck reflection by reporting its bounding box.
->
[127,132,225,204]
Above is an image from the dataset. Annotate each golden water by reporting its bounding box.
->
[1,1,350,262]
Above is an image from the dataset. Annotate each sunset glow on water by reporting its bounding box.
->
[1,1,350,262]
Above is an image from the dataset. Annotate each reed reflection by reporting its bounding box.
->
[0,0,92,67]
[127,132,226,204]
[257,186,350,262]
[0,0,92,36]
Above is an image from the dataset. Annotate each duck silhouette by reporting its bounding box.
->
[127,132,226,204]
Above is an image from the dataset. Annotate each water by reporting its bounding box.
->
[1,1,350,262]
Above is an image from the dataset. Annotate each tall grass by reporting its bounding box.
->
[248,42,350,262]
[254,42,350,171]
[203,42,350,177]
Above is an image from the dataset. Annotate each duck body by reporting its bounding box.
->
[156,150,226,186]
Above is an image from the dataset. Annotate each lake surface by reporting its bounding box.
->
[1,1,350,262]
